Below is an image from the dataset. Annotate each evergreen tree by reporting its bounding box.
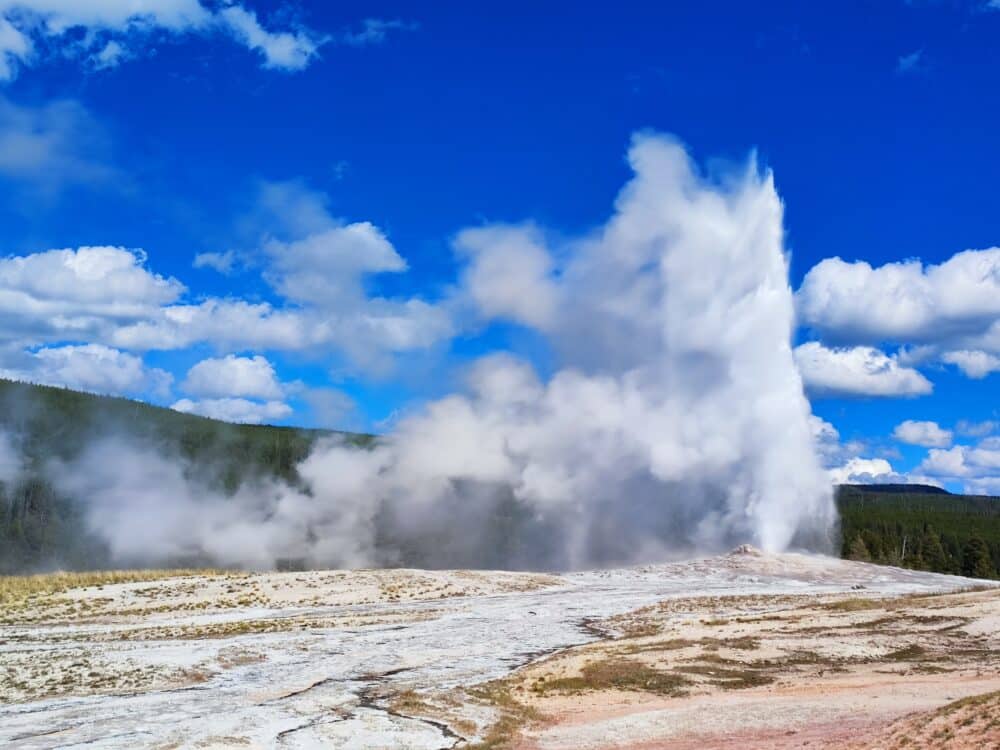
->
[920,528,948,573]
[848,534,871,562]
[961,536,994,579]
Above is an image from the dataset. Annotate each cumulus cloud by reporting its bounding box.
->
[182,354,283,400]
[263,223,406,307]
[454,224,559,329]
[917,440,1000,494]
[828,456,896,485]
[794,342,933,398]
[171,397,291,425]
[941,349,1000,379]
[217,5,321,71]
[796,249,1000,353]
[0,343,171,398]
[0,245,183,345]
[892,419,953,448]
[0,192,453,375]
[0,0,324,80]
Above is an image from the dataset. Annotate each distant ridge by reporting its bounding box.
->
[840,483,951,495]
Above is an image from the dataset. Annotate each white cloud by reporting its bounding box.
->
[828,456,896,484]
[0,0,324,80]
[0,96,115,191]
[217,5,321,71]
[0,343,171,397]
[171,397,291,424]
[892,419,952,448]
[796,249,1000,355]
[263,223,406,307]
[454,224,559,329]
[0,245,183,344]
[0,15,29,80]
[941,349,1000,379]
[956,419,997,438]
[339,18,416,47]
[794,342,933,398]
[182,354,282,400]
[917,440,1000,494]
[193,250,238,274]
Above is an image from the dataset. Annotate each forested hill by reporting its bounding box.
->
[836,484,1000,580]
[0,379,371,572]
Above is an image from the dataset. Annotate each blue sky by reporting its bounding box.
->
[0,0,998,493]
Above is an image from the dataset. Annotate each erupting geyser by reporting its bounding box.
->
[60,133,837,570]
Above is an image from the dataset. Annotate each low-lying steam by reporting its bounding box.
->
[36,134,837,570]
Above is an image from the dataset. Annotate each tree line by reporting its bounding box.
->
[837,485,999,580]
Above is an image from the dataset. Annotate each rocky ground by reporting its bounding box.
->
[0,549,996,749]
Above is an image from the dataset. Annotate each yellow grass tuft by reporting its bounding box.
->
[0,569,218,608]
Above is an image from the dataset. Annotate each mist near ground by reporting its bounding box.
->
[5,133,837,571]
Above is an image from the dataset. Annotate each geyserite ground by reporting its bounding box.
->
[1,551,996,749]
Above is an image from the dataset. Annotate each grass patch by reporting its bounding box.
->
[466,680,542,750]
[821,597,883,612]
[675,663,775,689]
[0,569,217,608]
[535,658,689,697]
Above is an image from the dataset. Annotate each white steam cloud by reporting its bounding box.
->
[48,134,837,570]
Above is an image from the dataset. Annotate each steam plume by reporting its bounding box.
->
[52,133,837,570]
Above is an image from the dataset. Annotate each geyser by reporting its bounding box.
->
[62,133,837,570]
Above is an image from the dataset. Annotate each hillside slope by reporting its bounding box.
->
[0,379,371,572]
[837,484,1000,579]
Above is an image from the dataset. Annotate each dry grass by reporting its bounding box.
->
[466,680,544,749]
[0,569,217,608]
[533,658,690,697]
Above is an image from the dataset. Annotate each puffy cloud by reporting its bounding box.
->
[796,249,1000,352]
[263,223,406,307]
[809,415,864,467]
[192,250,238,275]
[171,397,291,425]
[920,443,1000,477]
[828,456,896,485]
[917,440,1000,495]
[0,198,453,372]
[0,245,183,344]
[941,349,1000,379]
[892,419,953,448]
[794,342,933,398]
[182,354,282,400]
[0,0,324,80]
[217,5,321,71]
[0,343,171,397]
[454,224,559,329]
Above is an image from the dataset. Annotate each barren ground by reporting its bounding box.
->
[0,549,997,749]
